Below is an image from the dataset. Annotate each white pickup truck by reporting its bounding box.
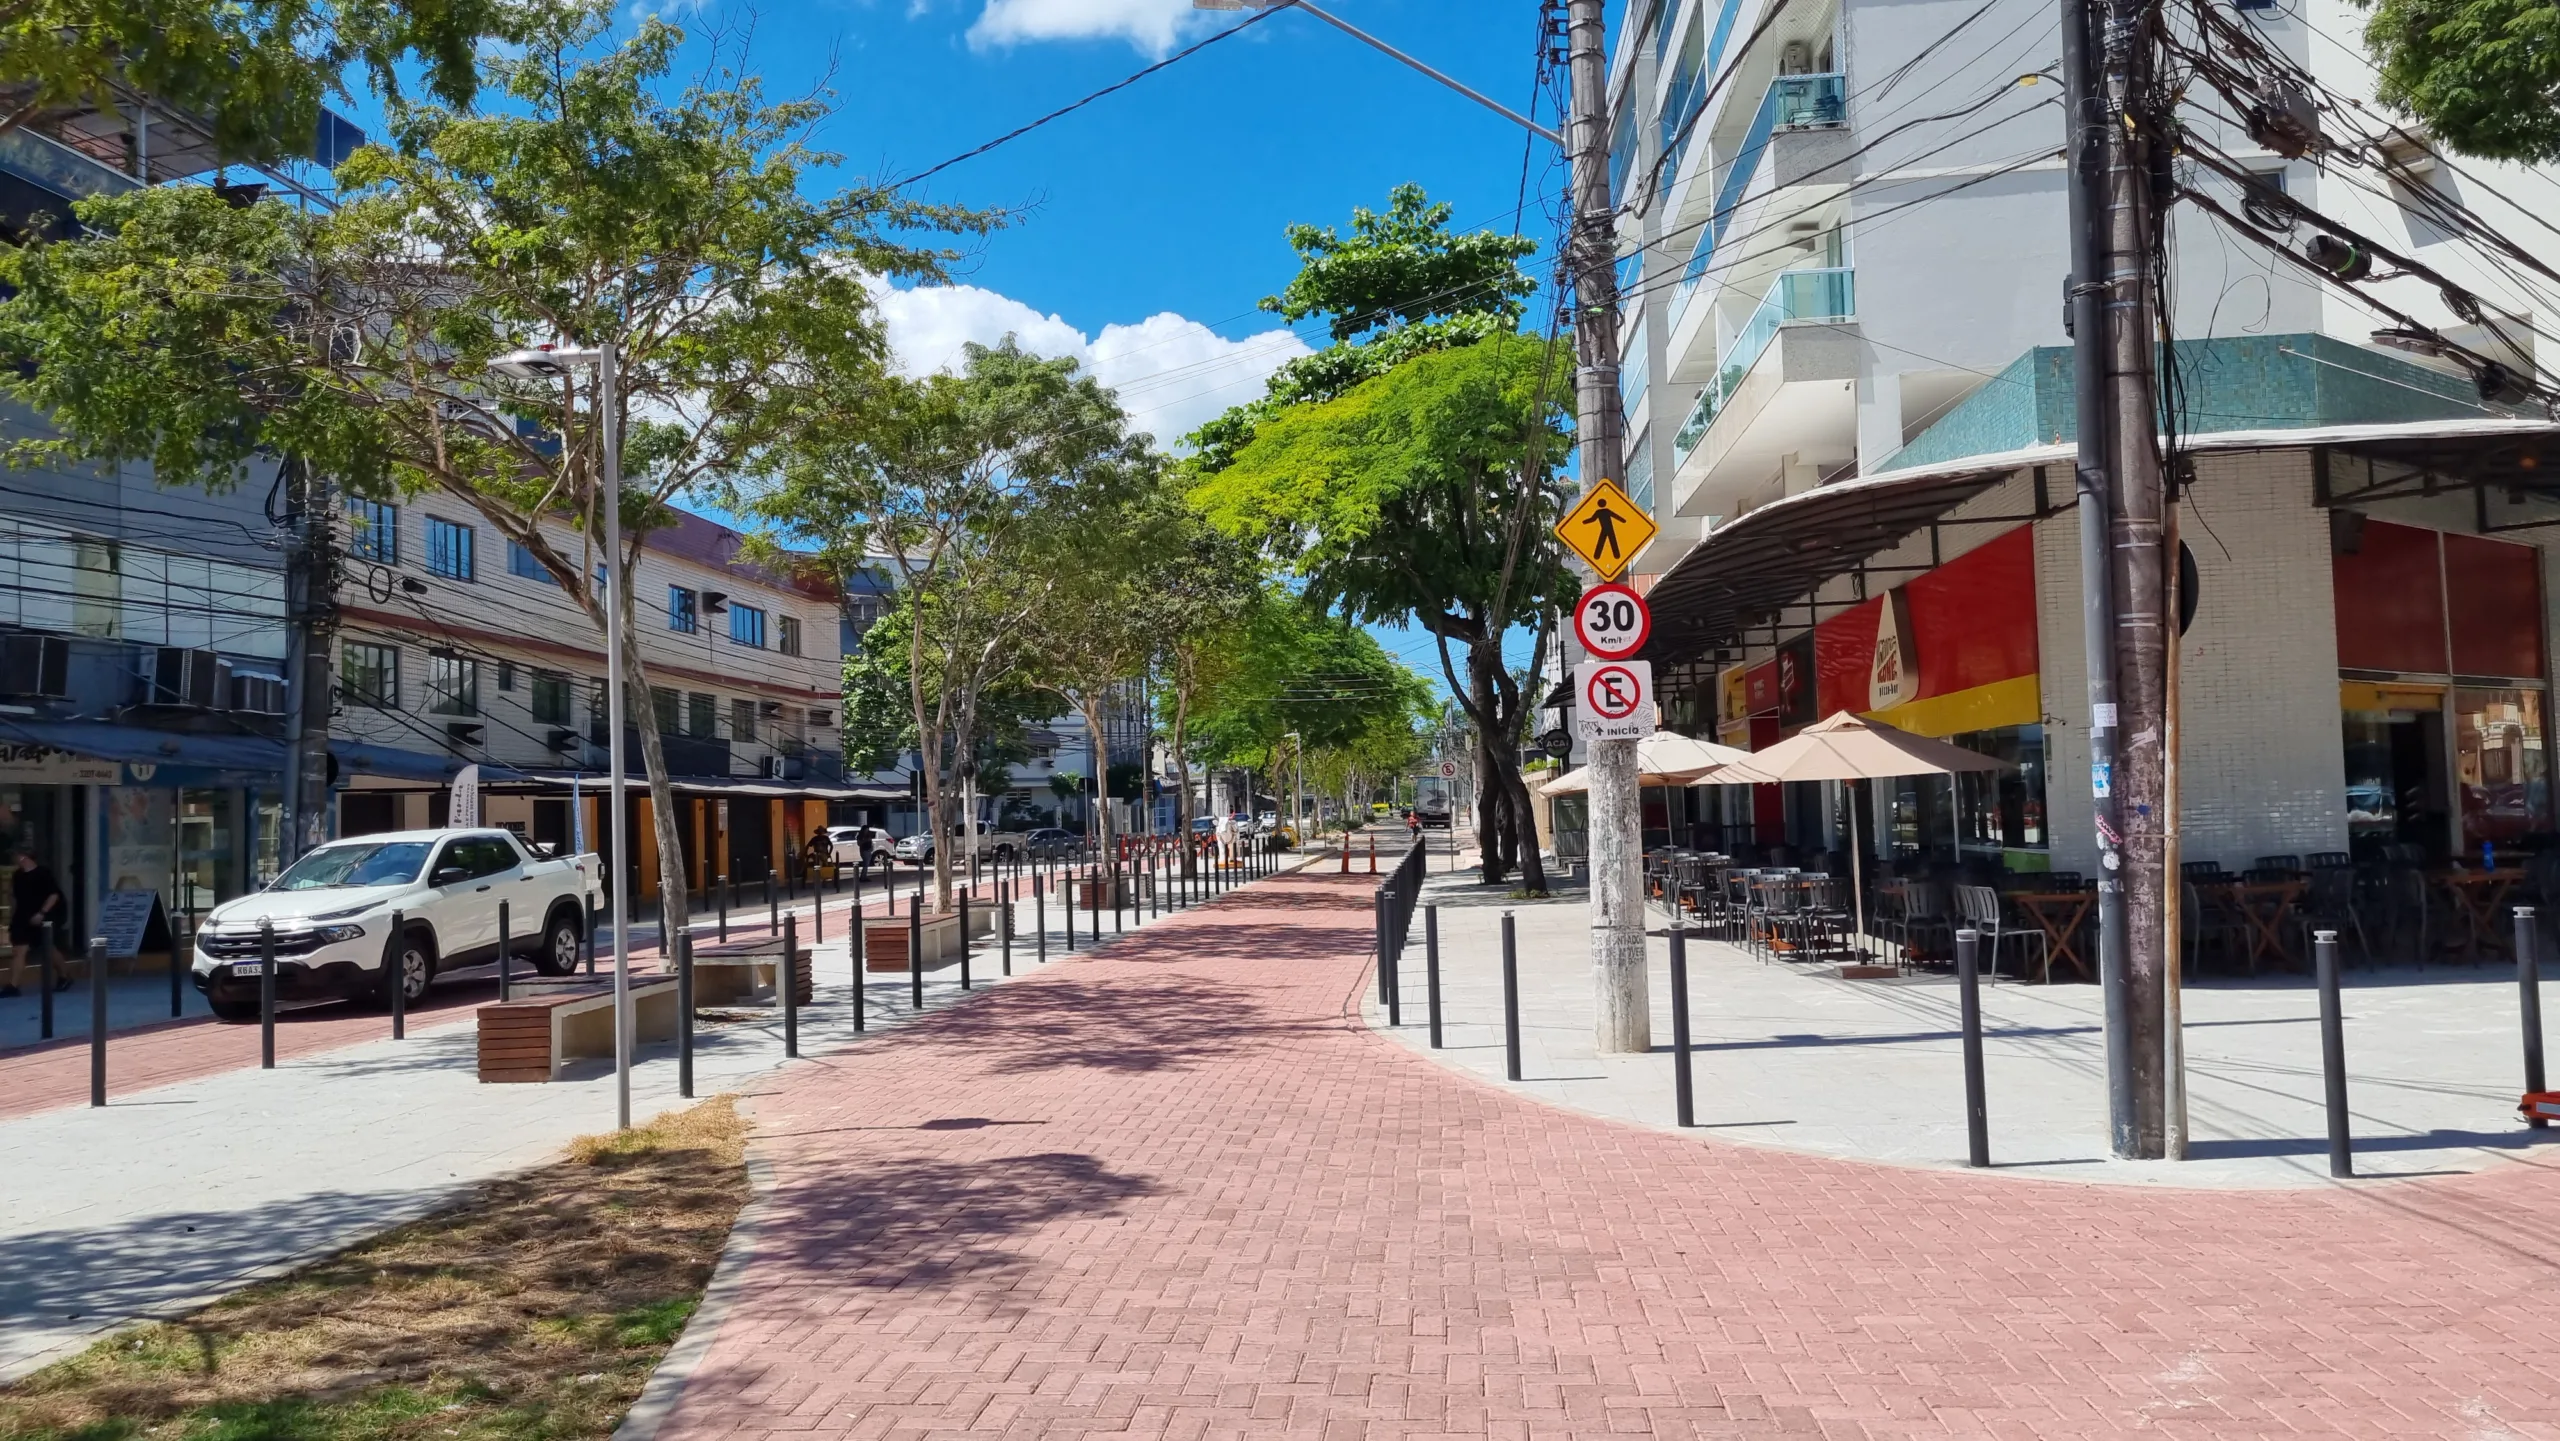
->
[191,828,602,1020]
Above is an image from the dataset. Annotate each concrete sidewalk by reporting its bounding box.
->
[1371,870,2560,1188]
[0,854,1306,1384]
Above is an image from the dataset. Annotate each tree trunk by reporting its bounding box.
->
[614,593,693,948]
[1081,693,1116,864]
[1169,684,1194,877]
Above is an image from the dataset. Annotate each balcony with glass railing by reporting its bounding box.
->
[1671,71,1850,327]
[1672,266,1855,467]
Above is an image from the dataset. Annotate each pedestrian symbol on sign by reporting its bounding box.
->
[1554,480,1659,580]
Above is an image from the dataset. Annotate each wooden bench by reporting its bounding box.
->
[1072,874,1152,909]
[477,977,681,1083]
[688,938,813,1006]
[859,906,993,972]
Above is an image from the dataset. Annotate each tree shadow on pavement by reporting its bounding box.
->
[922,973,1340,1075]
[766,1150,1156,1300]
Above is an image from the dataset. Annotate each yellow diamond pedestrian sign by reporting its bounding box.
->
[1555,479,1657,580]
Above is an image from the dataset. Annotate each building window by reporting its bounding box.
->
[530,669,572,726]
[495,659,516,692]
[731,697,757,744]
[778,615,802,656]
[425,653,479,716]
[810,708,834,728]
[507,540,559,585]
[669,585,698,634]
[346,498,398,563]
[729,604,767,648]
[652,686,680,735]
[688,691,716,739]
[341,642,399,709]
[426,517,475,581]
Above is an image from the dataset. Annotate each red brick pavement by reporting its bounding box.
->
[644,869,2560,1439]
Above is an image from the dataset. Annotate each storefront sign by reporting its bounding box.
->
[1776,633,1818,728]
[450,764,481,827]
[1718,665,1749,728]
[98,887,162,959]
[1869,588,1916,709]
[0,744,119,785]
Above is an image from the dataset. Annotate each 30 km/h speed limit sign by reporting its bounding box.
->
[1574,660,1654,741]
[1573,582,1650,660]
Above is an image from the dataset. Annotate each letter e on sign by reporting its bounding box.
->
[1573,582,1650,660]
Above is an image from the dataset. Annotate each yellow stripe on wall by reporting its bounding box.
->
[1868,674,2042,738]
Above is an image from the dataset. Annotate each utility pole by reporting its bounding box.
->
[278,459,337,865]
[2063,0,2170,1155]
[1565,0,1648,1054]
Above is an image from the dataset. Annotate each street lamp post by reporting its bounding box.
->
[492,340,631,1129]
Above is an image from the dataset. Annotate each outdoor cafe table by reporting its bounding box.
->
[2200,878,2308,972]
[2011,890,2095,982]
[2438,866,2528,959]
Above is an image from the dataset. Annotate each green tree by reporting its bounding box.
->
[2367,0,2560,161]
[1191,333,1574,888]
[4,0,530,161]
[0,11,980,920]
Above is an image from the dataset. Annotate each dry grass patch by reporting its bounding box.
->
[0,1097,750,1441]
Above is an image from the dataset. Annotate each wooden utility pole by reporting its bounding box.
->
[1565,0,1649,1053]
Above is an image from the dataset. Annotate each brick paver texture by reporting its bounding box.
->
[646,868,2560,1440]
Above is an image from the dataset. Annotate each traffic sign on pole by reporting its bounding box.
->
[1438,760,1458,778]
[1573,582,1650,660]
[1573,660,1653,740]
[1553,479,1657,580]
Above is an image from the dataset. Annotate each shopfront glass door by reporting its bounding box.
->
[2342,689,2449,862]
[2454,686,2551,854]
[176,789,238,923]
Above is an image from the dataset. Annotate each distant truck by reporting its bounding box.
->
[191,828,600,1020]
[1414,778,1455,829]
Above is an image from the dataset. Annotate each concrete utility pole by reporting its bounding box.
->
[2063,0,2170,1155]
[278,459,337,865]
[1566,0,1648,1054]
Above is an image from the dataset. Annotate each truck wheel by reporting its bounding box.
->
[533,910,582,976]
[209,998,260,1023]
[995,844,1018,862]
[375,931,435,1008]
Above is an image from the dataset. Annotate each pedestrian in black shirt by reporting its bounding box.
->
[6,851,66,998]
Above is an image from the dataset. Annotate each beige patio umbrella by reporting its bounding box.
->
[1692,711,2010,950]
[1538,731,1762,794]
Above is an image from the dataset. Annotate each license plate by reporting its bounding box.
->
[229,961,267,977]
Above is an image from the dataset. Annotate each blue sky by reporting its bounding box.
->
[345,0,1563,689]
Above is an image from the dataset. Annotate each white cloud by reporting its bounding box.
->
[966,0,1202,54]
[867,280,1311,448]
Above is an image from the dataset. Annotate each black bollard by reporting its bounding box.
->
[1114,865,1125,933]
[169,911,186,1018]
[2316,928,2353,1177]
[36,929,53,1040]
[258,919,277,1069]
[497,899,511,1002]
[909,891,924,1010]
[782,914,799,1058]
[1501,910,1522,1082]
[384,909,407,1040]
[677,926,695,1098]
[814,886,825,946]
[851,889,867,1033]
[2519,906,2547,1128]
[1036,873,1048,964]
[1001,879,1013,976]
[88,936,107,1107]
[1669,926,1695,1127]
[767,870,778,936]
[959,887,973,991]
[1375,890,1392,1020]
[1065,871,1078,953]
[586,895,598,976]
[1148,852,1159,920]
[1425,903,1443,1048]
[1956,927,1989,1167]
[717,873,729,944]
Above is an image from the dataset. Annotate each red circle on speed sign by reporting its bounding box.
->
[1573,582,1650,660]
[1584,663,1646,721]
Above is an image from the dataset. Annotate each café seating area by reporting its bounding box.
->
[1643,840,2560,981]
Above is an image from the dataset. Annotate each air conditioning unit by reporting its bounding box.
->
[758,700,784,719]
[546,727,581,753]
[445,721,486,750]
[0,634,71,699]
[146,647,224,709]
[809,708,835,728]
[229,671,289,715]
[762,754,805,781]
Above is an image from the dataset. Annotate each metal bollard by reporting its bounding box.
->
[1425,903,1443,1048]
[2315,929,2353,1177]
[782,914,799,1058]
[717,873,729,944]
[586,895,598,976]
[2518,906,2547,1128]
[1064,871,1077,953]
[677,927,695,1098]
[1669,926,1695,1127]
[767,870,778,936]
[851,889,867,1033]
[1036,873,1049,964]
[1375,890,1394,1023]
[385,909,407,1040]
[169,912,186,1018]
[36,930,53,1040]
[1001,879,1013,975]
[1501,911,1522,1082]
[1956,928,1989,1167]
[497,899,511,1002]
[909,892,924,1011]
[814,888,824,946]
[959,888,972,991]
[88,936,107,1107]
[258,919,277,1069]
[1113,866,1124,934]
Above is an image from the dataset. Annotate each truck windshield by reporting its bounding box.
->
[271,841,433,891]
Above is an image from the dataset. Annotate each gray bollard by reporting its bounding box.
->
[2518,906,2547,1128]
[258,919,277,1069]
[496,899,511,1002]
[959,887,972,991]
[384,910,407,1040]
[1426,903,1443,1049]
[1669,925,1694,1128]
[1956,927,1989,1167]
[782,913,799,1058]
[88,936,107,1107]
[1501,911,1522,1082]
[677,926,695,1098]
[2315,928,2353,1177]
[909,891,924,1010]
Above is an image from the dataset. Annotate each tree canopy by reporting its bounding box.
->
[2367,0,2560,161]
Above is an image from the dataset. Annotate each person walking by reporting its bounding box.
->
[5,850,67,998]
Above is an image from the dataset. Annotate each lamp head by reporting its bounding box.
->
[489,343,605,379]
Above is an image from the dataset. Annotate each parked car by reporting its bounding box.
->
[892,825,1032,866]
[1254,810,1280,836]
[822,824,895,870]
[1191,816,1218,837]
[1023,826,1083,859]
[191,828,600,1021]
